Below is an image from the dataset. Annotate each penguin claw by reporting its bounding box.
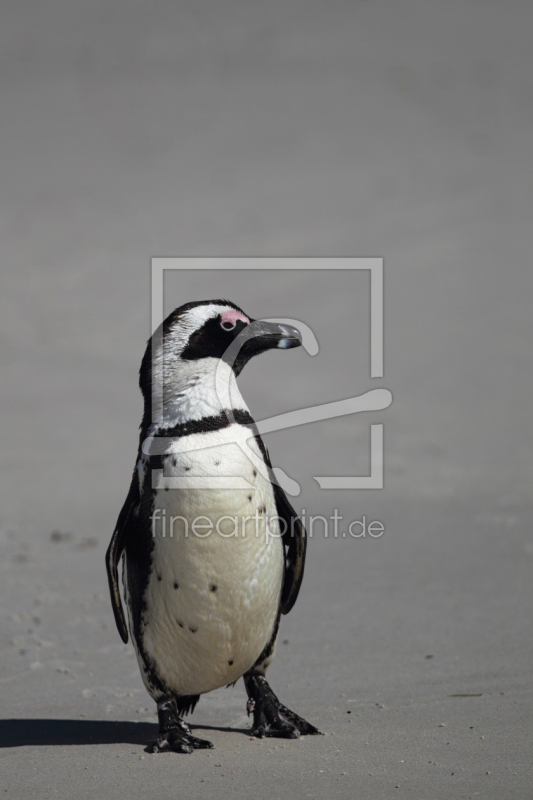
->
[150,730,214,754]
[150,734,193,754]
[244,673,323,739]
[252,724,301,739]
[277,702,323,737]
[188,735,215,749]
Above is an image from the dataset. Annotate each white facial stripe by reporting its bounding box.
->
[149,304,250,429]
[166,304,235,355]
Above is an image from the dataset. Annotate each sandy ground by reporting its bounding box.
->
[1,1,533,798]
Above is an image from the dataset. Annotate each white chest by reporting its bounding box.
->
[132,424,284,697]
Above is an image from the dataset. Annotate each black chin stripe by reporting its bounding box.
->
[154,409,257,440]
[141,409,274,469]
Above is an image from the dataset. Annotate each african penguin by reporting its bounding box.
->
[106,299,321,752]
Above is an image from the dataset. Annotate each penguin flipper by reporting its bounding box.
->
[273,482,307,615]
[105,479,138,643]
[249,430,307,615]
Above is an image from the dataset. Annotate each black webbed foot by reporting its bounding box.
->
[149,698,214,754]
[244,673,323,739]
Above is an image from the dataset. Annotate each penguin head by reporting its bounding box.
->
[140,300,302,413]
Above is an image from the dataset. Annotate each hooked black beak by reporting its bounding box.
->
[223,319,302,375]
[246,320,302,350]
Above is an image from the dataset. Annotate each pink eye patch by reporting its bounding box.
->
[221,309,249,326]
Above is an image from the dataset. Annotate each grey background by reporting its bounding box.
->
[1,1,532,798]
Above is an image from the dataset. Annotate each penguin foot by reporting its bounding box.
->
[150,698,214,754]
[150,729,213,754]
[244,673,323,739]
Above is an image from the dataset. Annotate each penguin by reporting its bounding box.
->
[106,299,321,753]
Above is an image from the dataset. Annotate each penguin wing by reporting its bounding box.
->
[250,428,307,613]
[273,481,307,615]
[105,475,138,643]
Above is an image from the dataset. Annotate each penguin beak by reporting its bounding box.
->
[248,320,302,351]
[224,320,302,374]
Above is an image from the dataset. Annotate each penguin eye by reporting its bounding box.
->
[220,320,235,331]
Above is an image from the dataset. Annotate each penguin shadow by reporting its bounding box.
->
[0,719,250,748]
[0,719,157,748]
